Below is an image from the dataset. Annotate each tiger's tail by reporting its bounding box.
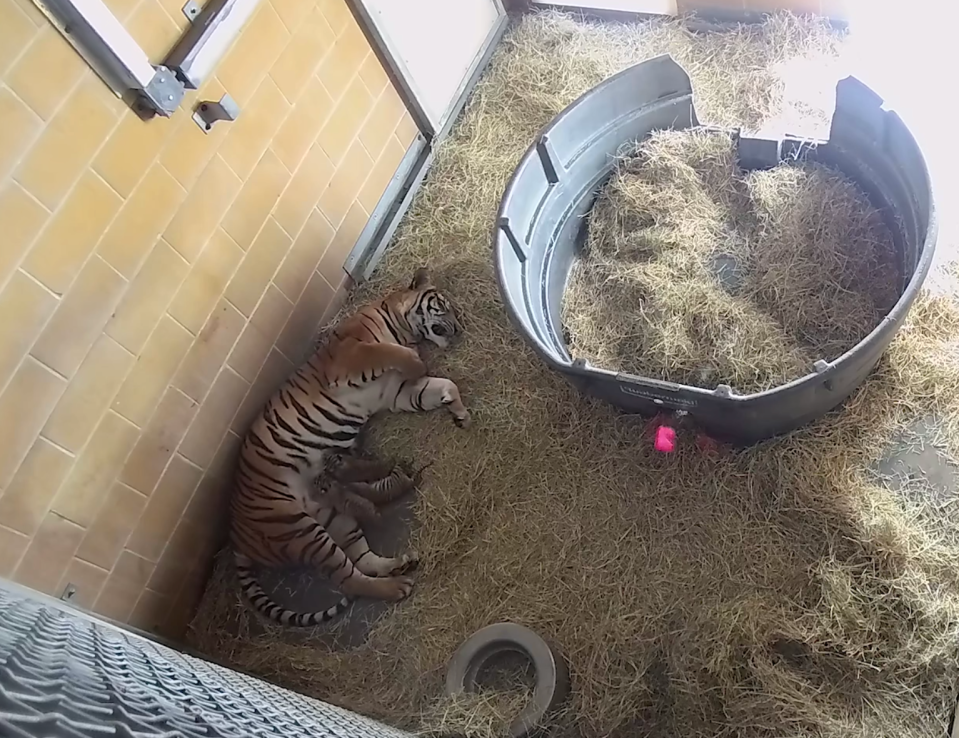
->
[234,552,352,627]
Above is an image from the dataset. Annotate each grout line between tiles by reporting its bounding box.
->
[1,11,43,76]
[9,177,52,215]
[0,130,128,403]
[0,523,31,578]
[165,306,200,338]
[3,32,85,123]
[35,434,79,459]
[15,267,62,300]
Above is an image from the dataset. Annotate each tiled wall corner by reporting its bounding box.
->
[0,0,417,639]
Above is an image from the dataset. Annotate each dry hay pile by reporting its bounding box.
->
[564,129,901,392]
[188,11,959,738]
[419,664,536,738]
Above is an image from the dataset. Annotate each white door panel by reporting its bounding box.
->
[359,0,502,133]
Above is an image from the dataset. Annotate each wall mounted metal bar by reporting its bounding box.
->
[164,0,261,90]
[31,0,185,117]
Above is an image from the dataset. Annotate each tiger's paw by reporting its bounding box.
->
[391,552,420,576]
[379,575,415,601]
[406,461,433,488]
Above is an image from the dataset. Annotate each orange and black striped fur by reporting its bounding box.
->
[315,453,429,524]
[230,267,469,626]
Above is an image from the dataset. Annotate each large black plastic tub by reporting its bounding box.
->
[494,55,937,444]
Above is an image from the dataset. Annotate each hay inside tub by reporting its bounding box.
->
[563,129,901,392]
[188,12,959,738]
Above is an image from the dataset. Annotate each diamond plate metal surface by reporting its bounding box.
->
[0,584,411,738]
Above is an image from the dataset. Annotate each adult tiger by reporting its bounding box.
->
[230,267,469,626]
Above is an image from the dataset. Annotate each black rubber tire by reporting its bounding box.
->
[445,623,570,738]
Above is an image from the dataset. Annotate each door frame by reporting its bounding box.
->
[342,0,509,281]
[344,0,435,140]
[346,0,508,142]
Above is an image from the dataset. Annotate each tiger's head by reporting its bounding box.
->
[404,267,460,348]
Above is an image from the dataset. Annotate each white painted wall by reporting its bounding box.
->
[842,0,959,264]
[361,0,502,130]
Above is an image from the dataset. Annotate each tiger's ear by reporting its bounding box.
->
[410,267,432,290]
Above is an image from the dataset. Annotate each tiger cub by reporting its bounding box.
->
[230,267,469,626]
[314,451,425,524]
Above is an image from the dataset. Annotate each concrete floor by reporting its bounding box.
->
[875,416,959,544]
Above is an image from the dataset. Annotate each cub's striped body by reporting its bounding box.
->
[230,268,469,626]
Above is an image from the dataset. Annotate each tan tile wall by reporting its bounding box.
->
[0,0,418,638]
[678,0,847,19]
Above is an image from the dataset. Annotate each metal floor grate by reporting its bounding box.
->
[0,583,411,737]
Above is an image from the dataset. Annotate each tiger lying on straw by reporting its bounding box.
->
[229,267,469,626]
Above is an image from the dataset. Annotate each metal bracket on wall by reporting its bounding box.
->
[193,94,240,133]
[137,66,186,118]
[31,0,186,118]
[181,0,201,21]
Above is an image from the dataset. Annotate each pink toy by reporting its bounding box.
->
[654,425,677,453]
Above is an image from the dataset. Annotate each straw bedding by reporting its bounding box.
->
[564,129,901,392]
[188,11,959,738]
